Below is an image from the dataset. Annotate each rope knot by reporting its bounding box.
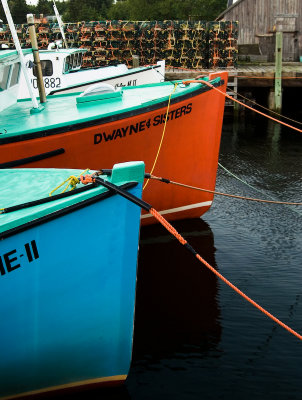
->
[68,175,80,189]
[49,169,90,196]
[80,174,95,185]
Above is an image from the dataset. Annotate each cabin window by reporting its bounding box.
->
[77,53,82,67]
[9,62,20,87]
[70,54,75,69]
[0,65,11,91]
[72,53,78,68]
[33,60,53,77]
[64,56,71,72]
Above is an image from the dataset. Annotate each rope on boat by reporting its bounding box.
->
[97,169,302,207]
[0,184,95,214]
[144,173,302,206]
[0,169,94,215]
[169,68,301,127]
[217,163,302,216]
[182,79,302,134]
[150,206,302,341]
[80,173,302,341]
[143,82,178,191]
[226,86,302,127]
[49,168,89,196]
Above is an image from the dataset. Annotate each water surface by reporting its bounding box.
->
[50,109,302,400]
[127,111,302,400]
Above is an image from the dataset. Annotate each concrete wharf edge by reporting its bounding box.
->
[166,63,302,88]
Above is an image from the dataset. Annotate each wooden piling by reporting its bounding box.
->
[274,31,283,112]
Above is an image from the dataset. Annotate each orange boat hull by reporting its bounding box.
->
[1,73,227,224]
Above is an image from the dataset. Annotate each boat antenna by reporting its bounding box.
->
[53,0,68,49]
[1,0,43,112]
[27,14,47,103]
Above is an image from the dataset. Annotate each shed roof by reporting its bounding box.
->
[216,0,245,20]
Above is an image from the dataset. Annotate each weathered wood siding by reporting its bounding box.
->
[219,0,302,61]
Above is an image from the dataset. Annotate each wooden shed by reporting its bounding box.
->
[216,0,302,62]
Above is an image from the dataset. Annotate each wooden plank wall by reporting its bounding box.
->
[220,0,302,61]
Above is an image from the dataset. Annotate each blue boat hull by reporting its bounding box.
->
[0,184,142,398]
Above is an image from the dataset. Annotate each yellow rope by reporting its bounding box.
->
[49,169,90,196]
[143,82,178,190]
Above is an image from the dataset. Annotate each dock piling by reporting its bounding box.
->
[274,31,283,112]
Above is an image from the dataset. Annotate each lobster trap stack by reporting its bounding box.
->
[1,20,238,69]
[152,20,209,69]
[208,21,238,68]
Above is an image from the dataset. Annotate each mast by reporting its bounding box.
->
[27,14,46,103]
[53,0,68,49]
[1,0,41,111]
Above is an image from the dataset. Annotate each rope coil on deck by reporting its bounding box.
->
[49,169,89,196]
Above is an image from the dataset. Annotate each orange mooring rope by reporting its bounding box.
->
[81,173,302,341]
[226,86,302,127]
[149,207,302,341]
[182,79,302,134]
[147,174,302,206]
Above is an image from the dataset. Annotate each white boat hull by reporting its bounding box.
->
[50,62,165,95]
[18,49,165,99]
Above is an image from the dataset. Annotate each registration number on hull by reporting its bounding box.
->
[0,240,39,277]
[32,77,61,90]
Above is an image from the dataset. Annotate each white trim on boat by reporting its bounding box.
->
[141,201,213,219]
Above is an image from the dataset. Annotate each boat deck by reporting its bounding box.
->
[0,81,184,137]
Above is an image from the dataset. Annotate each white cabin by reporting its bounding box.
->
[18,48,103,98]
[0,49,27,112]
[17,47,165,99]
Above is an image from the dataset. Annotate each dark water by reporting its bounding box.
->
[128,110,302,400]
[54,109,302,400]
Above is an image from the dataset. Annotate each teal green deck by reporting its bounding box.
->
[0,78,217,138]
[0,162,144,233]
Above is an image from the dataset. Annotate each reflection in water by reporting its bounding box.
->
[132,218,221,361]
[126,219,222,400]
[42,385,131,400]
[127,112,302,400]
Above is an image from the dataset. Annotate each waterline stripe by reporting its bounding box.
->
[141,201,212,219]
